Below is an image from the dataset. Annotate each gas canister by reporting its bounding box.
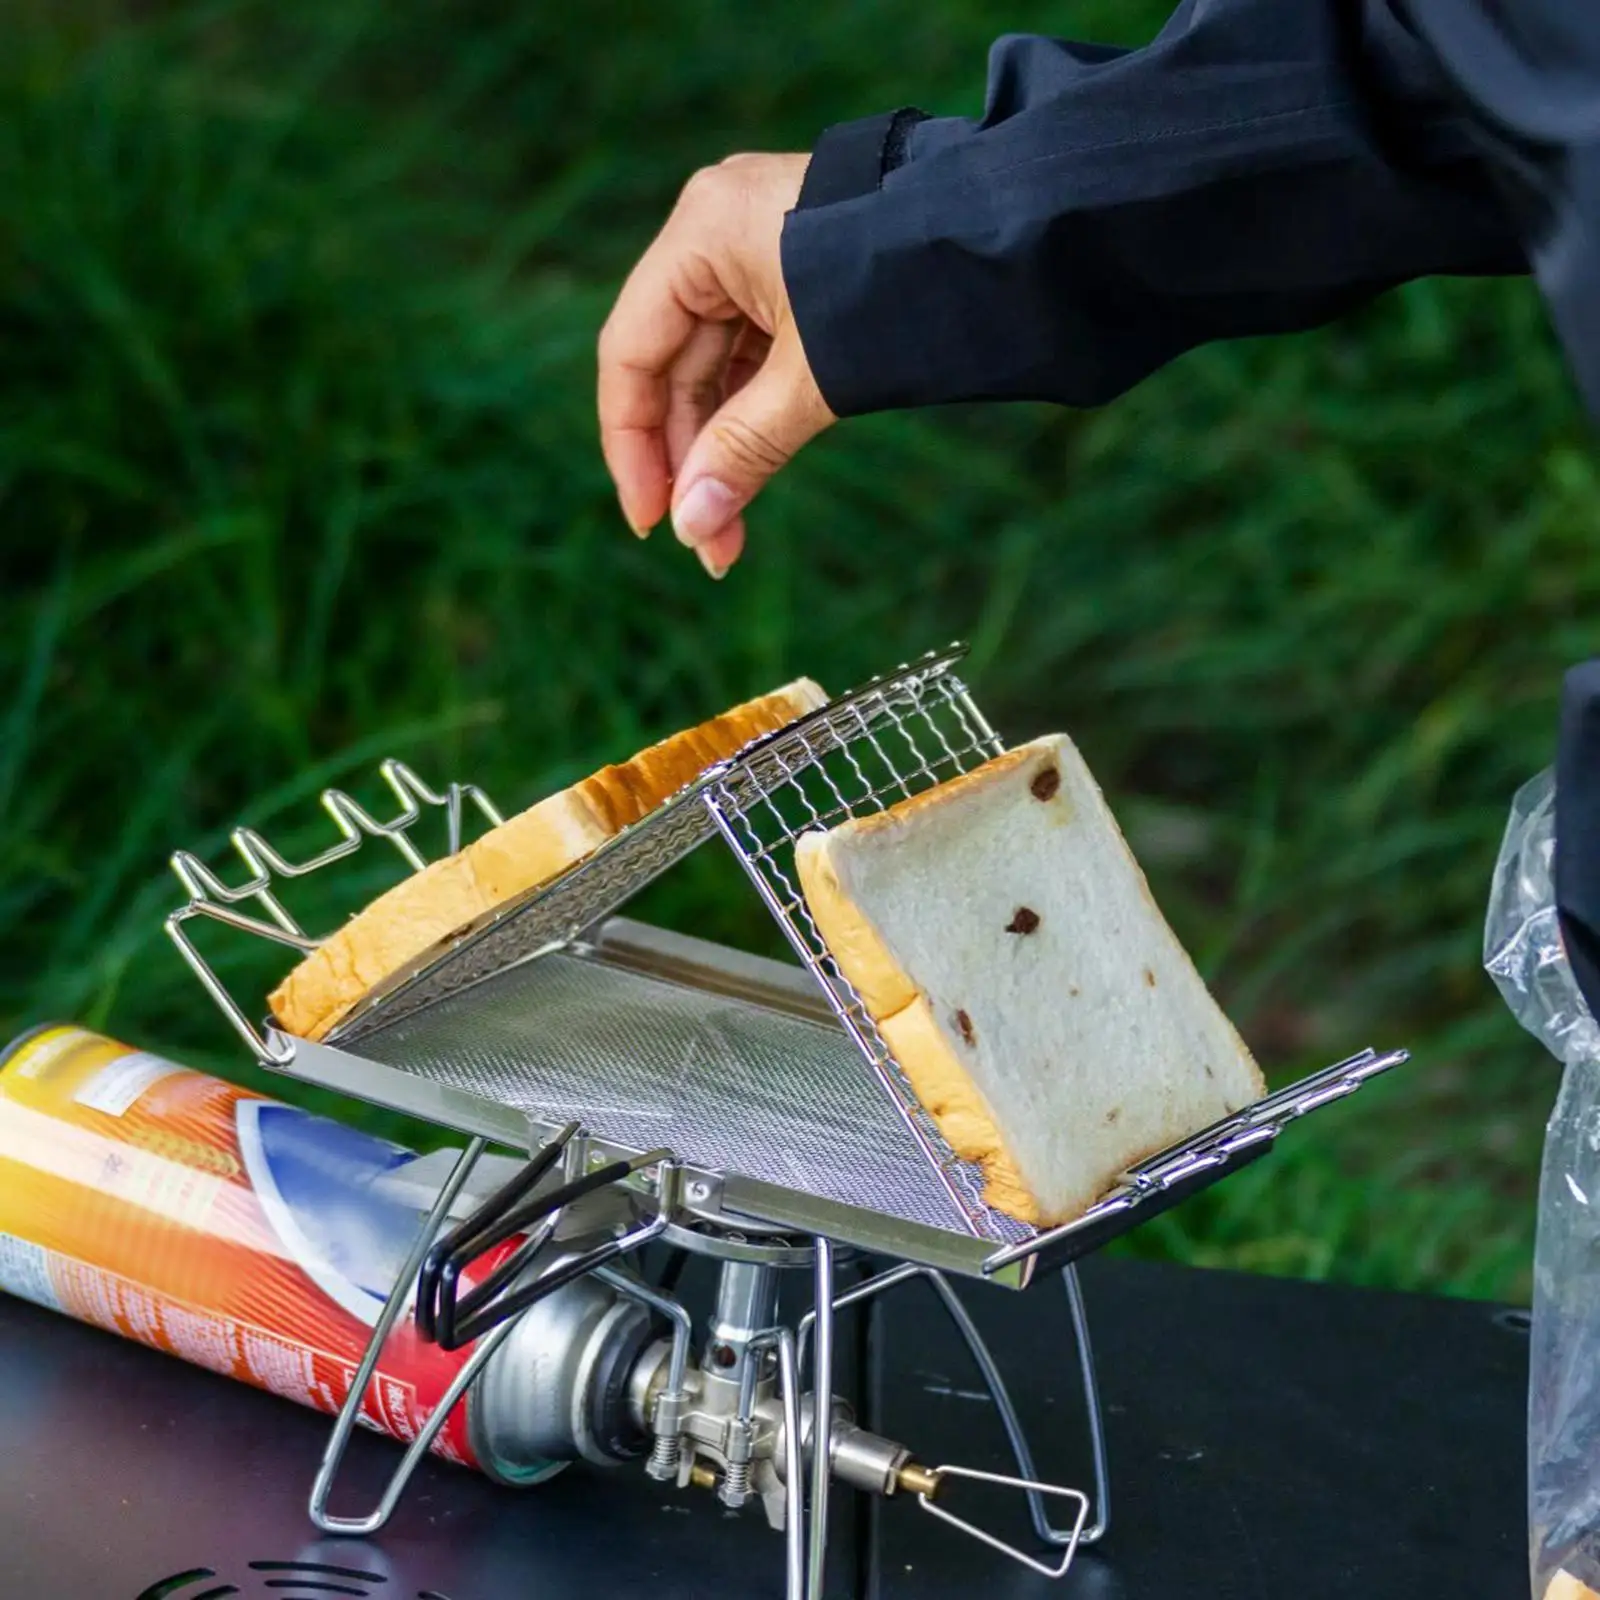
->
[0,1024,657,1482]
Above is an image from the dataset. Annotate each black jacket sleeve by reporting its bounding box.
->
[780,0,1531,418]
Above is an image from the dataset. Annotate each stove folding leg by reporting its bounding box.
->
[919,1264,1108,1549]
[798,1256,1108,1574]
[806,1237,837,1600]
[1062,1264,1109,1544]
[309,1136,488,1536]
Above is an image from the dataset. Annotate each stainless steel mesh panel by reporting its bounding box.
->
[357,948,1031,1243]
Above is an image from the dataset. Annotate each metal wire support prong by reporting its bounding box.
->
[165,759,504,1064]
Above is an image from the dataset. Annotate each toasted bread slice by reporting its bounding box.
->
[270,678,827,1040]
[1547,1573,1600,1600]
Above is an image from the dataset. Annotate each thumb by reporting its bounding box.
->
[670,331,833,554]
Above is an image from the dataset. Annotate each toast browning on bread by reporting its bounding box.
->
[795,734,1265,1228]
[269,678,827,1041]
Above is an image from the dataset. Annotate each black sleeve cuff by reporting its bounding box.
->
[795,109,928,210]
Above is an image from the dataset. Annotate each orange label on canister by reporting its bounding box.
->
[0,1024,487,1465]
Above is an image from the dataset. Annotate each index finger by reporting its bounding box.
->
[597,236,704,536]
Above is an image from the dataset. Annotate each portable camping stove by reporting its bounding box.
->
[164,644,1407,1597]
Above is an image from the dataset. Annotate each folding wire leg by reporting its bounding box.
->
[806,1238,837,1600]
[310,1137,489,1535]
[738,1240,841,1600]
[922,1265,1108,1548]
[798,1260,1108,1558]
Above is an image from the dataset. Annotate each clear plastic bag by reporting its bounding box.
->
[1485,769,1600,1600]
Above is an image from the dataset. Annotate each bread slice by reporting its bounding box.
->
[794,733,1264,1227]
[270,678,827,1041]
[1547,1573,1600,1600]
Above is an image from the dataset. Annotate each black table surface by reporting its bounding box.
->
[0,1254,1529,1600]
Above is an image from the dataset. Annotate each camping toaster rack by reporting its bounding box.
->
[165,643,1407,1597]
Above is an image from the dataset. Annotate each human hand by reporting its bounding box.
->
[598,153,835,578]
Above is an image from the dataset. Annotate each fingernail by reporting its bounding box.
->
[673,477,740,547]
[696,545,729,580]
[621,497,654,538]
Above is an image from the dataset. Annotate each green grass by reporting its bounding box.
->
[0,0,1586,1304]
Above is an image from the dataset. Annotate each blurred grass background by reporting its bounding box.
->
[1,0,1588,1305]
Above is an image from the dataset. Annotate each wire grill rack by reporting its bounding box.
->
[701,653,1014,1240]
[164,644,1407,1282]
[325,645,988,1047]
